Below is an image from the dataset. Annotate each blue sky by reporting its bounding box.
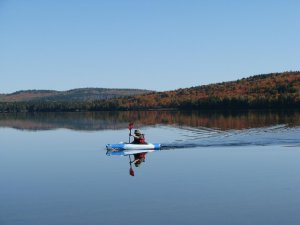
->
[0,0,299,93]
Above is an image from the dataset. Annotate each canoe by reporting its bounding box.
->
[106,142,161,151]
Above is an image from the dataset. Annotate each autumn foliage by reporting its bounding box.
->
[97,71,300,110]
[0,72,300,112]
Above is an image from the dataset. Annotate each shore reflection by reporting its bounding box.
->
[1,110,299,131]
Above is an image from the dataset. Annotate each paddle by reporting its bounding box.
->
[129,155,135,176]
[129,164,135,176]
[128,122,135,176]
[128,122,134,143]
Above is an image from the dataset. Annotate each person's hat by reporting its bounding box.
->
[134,129,141,135]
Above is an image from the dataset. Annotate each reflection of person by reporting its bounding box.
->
[133,152,146,167]
[129,152,147,176]
[131,129,146,144]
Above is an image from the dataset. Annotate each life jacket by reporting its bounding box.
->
[139,135,146,144]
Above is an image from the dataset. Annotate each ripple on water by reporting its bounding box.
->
[161,124,300,150]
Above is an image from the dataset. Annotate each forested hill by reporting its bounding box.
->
[110,71,300,110]
[0,72,300,112]
[0,88,152,102]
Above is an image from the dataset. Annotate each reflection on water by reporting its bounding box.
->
[0,110,300,131]
[107,148,158,176]
[1,111,300,224]
[106,123,300,176]
[162,124,300,148]
[129,152,147,176]
[2,110,299,178]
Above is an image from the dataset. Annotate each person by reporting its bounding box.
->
[131,129,146,144]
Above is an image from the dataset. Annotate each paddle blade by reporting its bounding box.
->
[129,167,135,176]
[129,122,134,130]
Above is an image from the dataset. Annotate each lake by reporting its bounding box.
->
[0,110,300,225]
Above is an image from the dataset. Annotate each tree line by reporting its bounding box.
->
[1,71,300,112]
[0,95,299,113]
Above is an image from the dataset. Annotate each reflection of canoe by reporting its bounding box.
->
[106,143,161,151]
[106,149,159,156]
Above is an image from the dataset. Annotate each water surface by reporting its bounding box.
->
[0,111,300,225]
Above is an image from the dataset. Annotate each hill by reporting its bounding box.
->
[110,71,300,110]
[0,71,299,112]
[0,88,152,102]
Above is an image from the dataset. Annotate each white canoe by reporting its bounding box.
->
[106,143,161,151]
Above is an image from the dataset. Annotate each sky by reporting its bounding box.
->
[0,0,299,93]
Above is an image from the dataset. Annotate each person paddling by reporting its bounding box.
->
[131,129,146,144]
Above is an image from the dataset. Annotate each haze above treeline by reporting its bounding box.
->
[0,71,300,112]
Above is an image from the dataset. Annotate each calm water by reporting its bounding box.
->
[0,111,300,225]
